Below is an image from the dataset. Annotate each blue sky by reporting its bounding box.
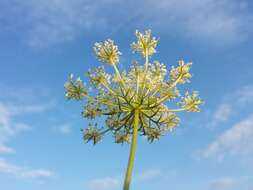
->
[0,0,253,190]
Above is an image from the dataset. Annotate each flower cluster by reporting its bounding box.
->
[64,30,202,145]
[87,66,111,87]
[179,91,202,112]
[131,30,158,57]
[82,124,102,145]
[170,60,192,85]
[64,74,87,100]
[93,39,121,65]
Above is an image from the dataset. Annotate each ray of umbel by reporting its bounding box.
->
[64,30,202,190]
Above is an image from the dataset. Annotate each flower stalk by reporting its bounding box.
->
[123,109,139,190]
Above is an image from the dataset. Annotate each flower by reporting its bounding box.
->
[131,30,158,57]
[114,132,131,144]
[83,124,102,145]
[94,39,121,65]
[160,112,180,131]
[169,60,192,85]
[65,30,203,144]
[179,91,202,112]
[146,128,162,143]
[64,74,88,100]
[87,66,111,87]
[82,102,102,119]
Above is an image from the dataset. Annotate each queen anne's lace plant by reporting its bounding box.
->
[64,30,202,190]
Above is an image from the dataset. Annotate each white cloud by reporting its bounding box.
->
[208,85,253,128]
[0,103,18,153]
[0,103,11,127]
[85,168,162,190]
[209,104,232,128]
[0,84,55,181]
[21,169,53,178]
[1,0,252,47]
[141,0,252,44]
[137,168,161,181]
[0,144,15,154]
[204,114,253,160]
[8,101,55,115]
[0,101,52,154]
[3,0,106,48]
[231,85,253,107]
[14,123,32,131]
[209,176,238,190]
[213,104,232,122]
[0,158,54,179]
[54,124,72,135]
[87,177,120,190]
[0,84,50,103]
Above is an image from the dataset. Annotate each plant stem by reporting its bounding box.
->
[123,109,139,190]
[140,55,149,97]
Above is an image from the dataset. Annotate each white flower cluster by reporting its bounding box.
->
[179,91,202,112]
[87,66,111,87]
[170,60,192,84]
[64,74,87,100]
[64,29,203,145]
[150,61,167,78]
[94,39,121,65]
[131,30,158,57]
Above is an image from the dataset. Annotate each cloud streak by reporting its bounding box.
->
[1,0,252,47]
[208,176,238,190]
[204,113,253,160]
[208,85,253,128]
[136,168,161,181]
[0,158,54,179]
[86,177,120,190]
[53,124,72,135]
[139,0,252,44]
[200,85,253,161]
[0,101,53,154]
[0,144,15,154]
[85,168,162,190]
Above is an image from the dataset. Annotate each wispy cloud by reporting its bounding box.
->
[0,101,53,154]
[198,85,253,161]
[208,85,253,128]
[209,104,232,128]
[0,102,24,153]
[0,82,55,154]
[86,177,120,190]
[0,0,106,48]
[0,84,50,103]
[85,168,162,190]
[136,168,161,181]
[208,176,238,190]
[204,113,253,160]
[53,124,72,135]
[0,144,15,154]
[139,0,252,44]
[1,0,252,47]
[0,84,56,183]
[0,158,54,179]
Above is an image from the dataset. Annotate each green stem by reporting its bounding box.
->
[113,64,125,86]
[140,55,149,97]
[123,110,139,190]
